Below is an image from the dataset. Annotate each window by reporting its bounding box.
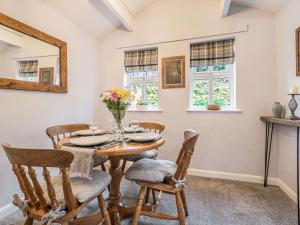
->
[124,48,159,108]
[17,60,38,82]
[124,70,159,106]
[190,39,236,109]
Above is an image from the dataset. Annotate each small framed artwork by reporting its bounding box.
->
[297,27,300,76]
[162,56,185,88]
[39,67,54,85]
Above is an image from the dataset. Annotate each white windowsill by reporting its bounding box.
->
[186,108,243,113]
[127,106,163,112]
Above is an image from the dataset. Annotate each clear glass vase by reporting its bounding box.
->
[111,109,126,142]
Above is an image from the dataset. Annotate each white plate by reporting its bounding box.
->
[69,136,110,146]
[126,133,160,142]
[124,127,145,133]
[72,129,106,136]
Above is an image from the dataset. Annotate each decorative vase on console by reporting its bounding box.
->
[100,88,131,141]
[272,102,283,118]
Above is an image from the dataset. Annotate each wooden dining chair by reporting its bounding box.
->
[121,121,165,174]
[125,129,199,225]
[46,124,108,170]
[2,144,111,225]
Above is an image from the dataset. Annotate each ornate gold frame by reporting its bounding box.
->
[162,56,186,89]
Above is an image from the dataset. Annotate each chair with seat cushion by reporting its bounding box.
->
[125,129,199,225]
[2,144,111,225]
[46,124,108,170]
[121,121,165,173]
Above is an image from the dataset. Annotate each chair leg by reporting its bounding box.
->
[24,217,33,225]
[145,188,150,203]
[175,191,186,225]
[152,189,157,205]
[101,164,106,172]
[98,194,111,225]
[121,160,127,175]
[100,163,110,192]
[180,190,189,216]
[131,186,146,225]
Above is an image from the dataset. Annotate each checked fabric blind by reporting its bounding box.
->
[124,48,158,73]
[190,39,235,67]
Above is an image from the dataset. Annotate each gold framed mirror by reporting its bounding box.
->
[0,12,67,93]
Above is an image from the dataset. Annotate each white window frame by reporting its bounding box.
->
[189,64,236,110]
[124,70,160,110]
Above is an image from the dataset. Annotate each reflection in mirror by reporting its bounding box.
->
[0,24,60,85]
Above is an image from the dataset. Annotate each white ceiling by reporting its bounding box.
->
[122,0,157,16]
[232,0,291,12]
[41,0,157,39]
[41,0,291,40]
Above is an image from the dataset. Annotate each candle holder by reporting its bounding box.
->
[288,94,300,120]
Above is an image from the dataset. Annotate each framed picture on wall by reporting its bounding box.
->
[162,56,185,88]
[39,67,54,85]
[297,27,300,76]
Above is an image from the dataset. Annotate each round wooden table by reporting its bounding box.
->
[95,138,165,225]
[60,137,165,225]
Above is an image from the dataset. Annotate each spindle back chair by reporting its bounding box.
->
[131,129,199,225]
[46,124,89,149]
[46,124,107,170]
[136,121,165,134]
[122,121,165,172]
[2,144,111,225]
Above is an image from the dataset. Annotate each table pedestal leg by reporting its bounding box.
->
[108,156,122,225]
[107,156,155,225]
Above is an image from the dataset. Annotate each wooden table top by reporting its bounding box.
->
[59,136,165,157]
[261,116,300,127]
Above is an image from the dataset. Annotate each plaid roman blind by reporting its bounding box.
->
[190,39,235,67]
[124,48,158,73]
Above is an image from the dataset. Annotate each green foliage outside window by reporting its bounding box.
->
[195,66,208,73]
[212,77,231,106]
[192,79,209,106]
[146,83,158,106]
[213,65,226,72]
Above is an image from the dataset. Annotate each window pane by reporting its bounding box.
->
[212,77,231,106]
[130,83,143,106]
[213,65,226,72]
[146,83,158,106]
[195,66,209,73]
[192,79,209,107]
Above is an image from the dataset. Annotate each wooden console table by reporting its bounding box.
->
[260,116,300,225]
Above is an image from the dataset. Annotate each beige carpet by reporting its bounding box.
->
[0,176,297,225]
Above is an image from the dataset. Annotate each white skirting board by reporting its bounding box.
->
[0,168,297,218]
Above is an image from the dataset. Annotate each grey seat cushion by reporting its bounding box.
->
[123,150,158,162]
[42,170,111,204]
[93,156,108,167]
[125,158,177,183]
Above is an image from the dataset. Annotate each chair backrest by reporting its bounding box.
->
[46,124,89,149]
[2,144,77,212]
[131,121,165,134]
[174,129,199,180]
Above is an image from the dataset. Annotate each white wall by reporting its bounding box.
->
[96,0,277,179]
[276,0,300,193]
[0,0,101,207]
